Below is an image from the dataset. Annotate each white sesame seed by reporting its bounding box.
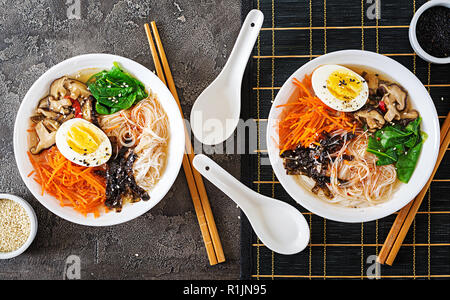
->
[0,199,31,253]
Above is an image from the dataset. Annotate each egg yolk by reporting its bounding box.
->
[67,124,101,154]
[326,69,363,102]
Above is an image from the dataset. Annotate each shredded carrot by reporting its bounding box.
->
[278,75,358,153]
[27,147,107,217]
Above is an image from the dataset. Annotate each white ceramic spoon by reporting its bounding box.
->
[193,154,310,255]
[190,10,264,146]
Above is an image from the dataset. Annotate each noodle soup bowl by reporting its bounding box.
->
[267,50,440,223]
[14,54,185,226]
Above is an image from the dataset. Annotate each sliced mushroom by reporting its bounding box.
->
[383,95,401,122]
[389,84,407,111]
[50,76,68,99]
[30,121,56,155]
[401,109,419,120]
[378,83,408,123]
[38,96,52,109]
[65,79,91,100]
[59,112,75,123]
[81,96,97,124]
[37,108,61,120]
[42,119,61,132]
[354,109,386,132]
[49,97,72,115]
[49,76,92,101]
[380,83,408,111]
[363,72,379,95]
[398,110,419,126]
[30,114,45,123]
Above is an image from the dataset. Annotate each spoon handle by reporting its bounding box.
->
[193,154,311,255]
[221,9,264,82]
[192,154,255,212]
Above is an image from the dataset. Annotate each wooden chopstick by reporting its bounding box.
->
[144,22,225,265]
[378,111,450,265]
[150,22,226,263]
[144,24,166,86]
[145,23,218,266]
[377,200,413,264]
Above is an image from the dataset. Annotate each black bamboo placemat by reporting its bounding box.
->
[240,0,450,280]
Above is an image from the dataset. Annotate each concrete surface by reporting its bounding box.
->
[0,0,241,279]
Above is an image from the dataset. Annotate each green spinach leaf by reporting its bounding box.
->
[396,141,423,183]
[88,62,148,115]
[366,117,424,183]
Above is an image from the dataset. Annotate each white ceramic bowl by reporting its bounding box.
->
[0,193,38,259]
[267,50,440,223]
[409,0,450,64]
[14,54,185,226]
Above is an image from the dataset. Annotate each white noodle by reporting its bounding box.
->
[98,93,169,192]
[326,131,398,208]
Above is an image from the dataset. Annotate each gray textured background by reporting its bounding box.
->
[0,0,241,279]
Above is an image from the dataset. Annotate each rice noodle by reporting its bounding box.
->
[326,131,398,208]
[98,94,169,191]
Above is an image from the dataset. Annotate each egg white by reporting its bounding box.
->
[56,118,112,167]
[311,64,369,112]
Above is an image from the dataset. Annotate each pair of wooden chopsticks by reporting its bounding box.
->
[144,22,225,265]
[378,111,450,265]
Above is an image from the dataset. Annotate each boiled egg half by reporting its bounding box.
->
[311,64,369,112]
[56,118,112,167]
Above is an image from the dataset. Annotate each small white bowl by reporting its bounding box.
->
[0,194,38,259]
[409,0,450,64]
[14,54,185,226]
[267,50,440,223]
